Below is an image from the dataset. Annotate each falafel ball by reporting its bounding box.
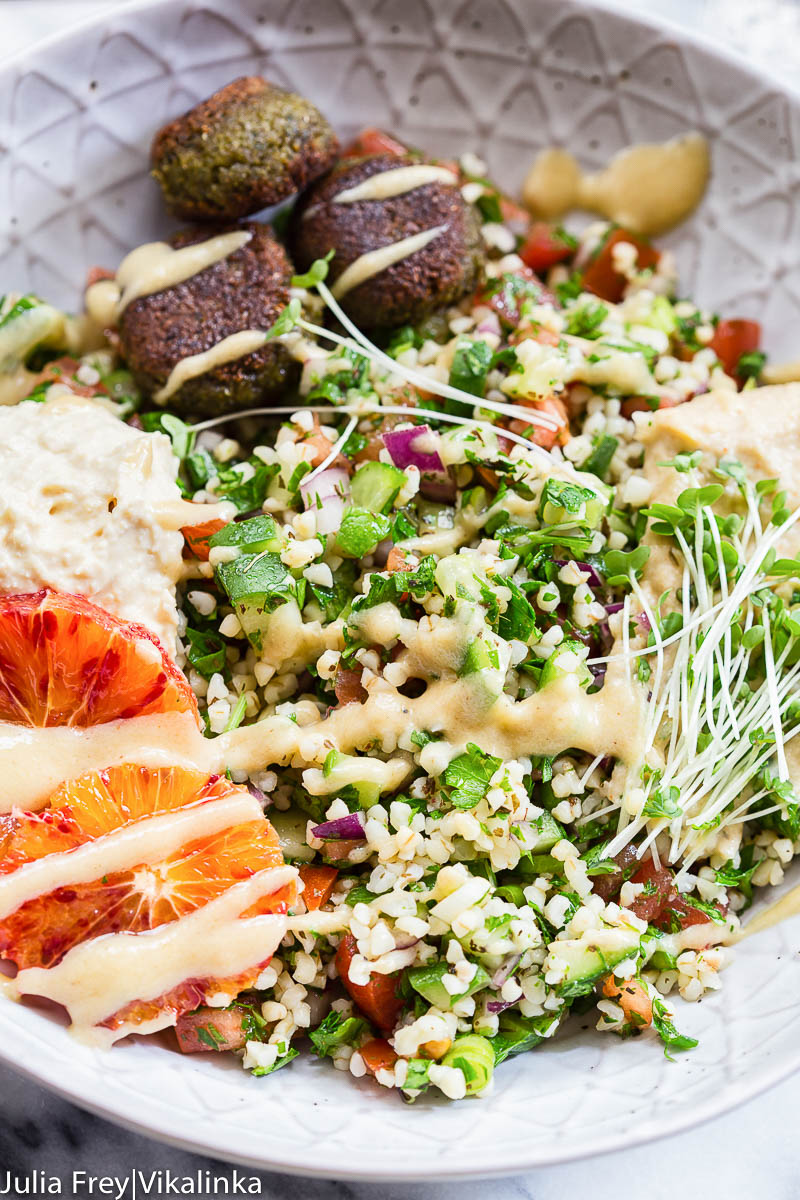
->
[151,76,339,222]
[119,221,296,418]
[290,153,484,330]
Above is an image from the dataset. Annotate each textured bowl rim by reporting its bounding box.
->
[1,0,800,1178]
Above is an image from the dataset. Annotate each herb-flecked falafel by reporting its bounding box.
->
[151,76,339,222]
[290,154,485,330]
[118,221,296,417]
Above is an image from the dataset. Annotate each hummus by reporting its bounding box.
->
[0,394,185,648]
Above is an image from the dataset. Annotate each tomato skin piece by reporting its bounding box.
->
[335,932,405,1033]
[581,228,660,303]
[519,223,574,274]
[175,1004,248,1053]
[181,518,226,561]
[342,128,407,159]
[620,394,680,419]
[298,864,338,911]
[334,667,367,706]
[359,1036,398,1075]
[710,319,761,380]
[628,859,676,924]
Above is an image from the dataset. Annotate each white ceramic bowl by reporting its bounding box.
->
[1,0,800,1179]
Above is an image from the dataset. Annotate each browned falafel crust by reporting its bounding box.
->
[118,221,296,418]
[290,154,484,330]
[151,76,339,222]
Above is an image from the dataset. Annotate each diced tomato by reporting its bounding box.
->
[519,223,574,274]
[710,319,761,381]
[321,839,362,864]
[35,356,110,400]
[592,845,640,902]
[620,394,680,419]
[385,546,412,574]
[581,228,660,303]
[478,265,557,329]
[626,856,718,931]
[174,1005,248,1054]
[499,196,531,227]
[508,394,569,450]
[334,666,367,706]
[359,1037,398,1076]
[342,128,407,159]
[86,266,115,289]
[298,864,338,911]
[668,897,709,929]
[628,858,676,924]
[601,976,652,1027]
[181,518,226,561]
[335,932,405,1034]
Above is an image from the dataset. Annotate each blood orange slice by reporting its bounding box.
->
[0,765,294,1034]
[0,589,197,727]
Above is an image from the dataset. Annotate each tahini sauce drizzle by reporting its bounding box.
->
[522,133,710,236]
[331,225,448,300]
[763,361,800,386]
[333,165,458,204]
[0,710,218,813]
[11,866,295,1045]
[739,884,800,939]
[85,230,252,327]
[154,330,267,405]
[0,792,263,920]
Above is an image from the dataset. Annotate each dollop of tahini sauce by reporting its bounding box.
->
[85,229,253,327]
[522,133,710,236]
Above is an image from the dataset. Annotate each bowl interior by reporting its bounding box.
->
[1,0,800,1178]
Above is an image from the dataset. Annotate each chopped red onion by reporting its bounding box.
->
[246,782,270,809]
[393,934,421,951]
[490,953,521,989]
[605,601,624,614]
[300,466,350,535]
[487,998,517,1014]
[476,312,501,338]
[419,473,457,503]
[636,610,652,632]
[311,811,366,841]
[383,424,444,473]
[553,559,604,588]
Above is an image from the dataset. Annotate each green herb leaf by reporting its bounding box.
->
[441,743,501,810]
[290,251,334,289]
[309,1011,367,1058]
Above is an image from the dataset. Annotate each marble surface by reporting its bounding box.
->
[2,0,800,1194]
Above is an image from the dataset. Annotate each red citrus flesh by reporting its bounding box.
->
[0,765,294,1034]
[0,589,198,727]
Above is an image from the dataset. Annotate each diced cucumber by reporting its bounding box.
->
[407,960,490,1010]
[434,547,486,601]
[460,638,499,676]
[539,477,608,529]
[208,515,281,556]
[580,435,618,481]
[649,947,678,971]
[350,461,407,514]
[0,295,65,372]
[448,337,492,399]
[215,552,295,650]
[646,295,677,335]
[268,806,315,862]
[538,640,591,690]
[320,749,381,807]
[491,1011,557,1065]
[554,931,642,999]
[528,810,563,853]
[335,507,391,557]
